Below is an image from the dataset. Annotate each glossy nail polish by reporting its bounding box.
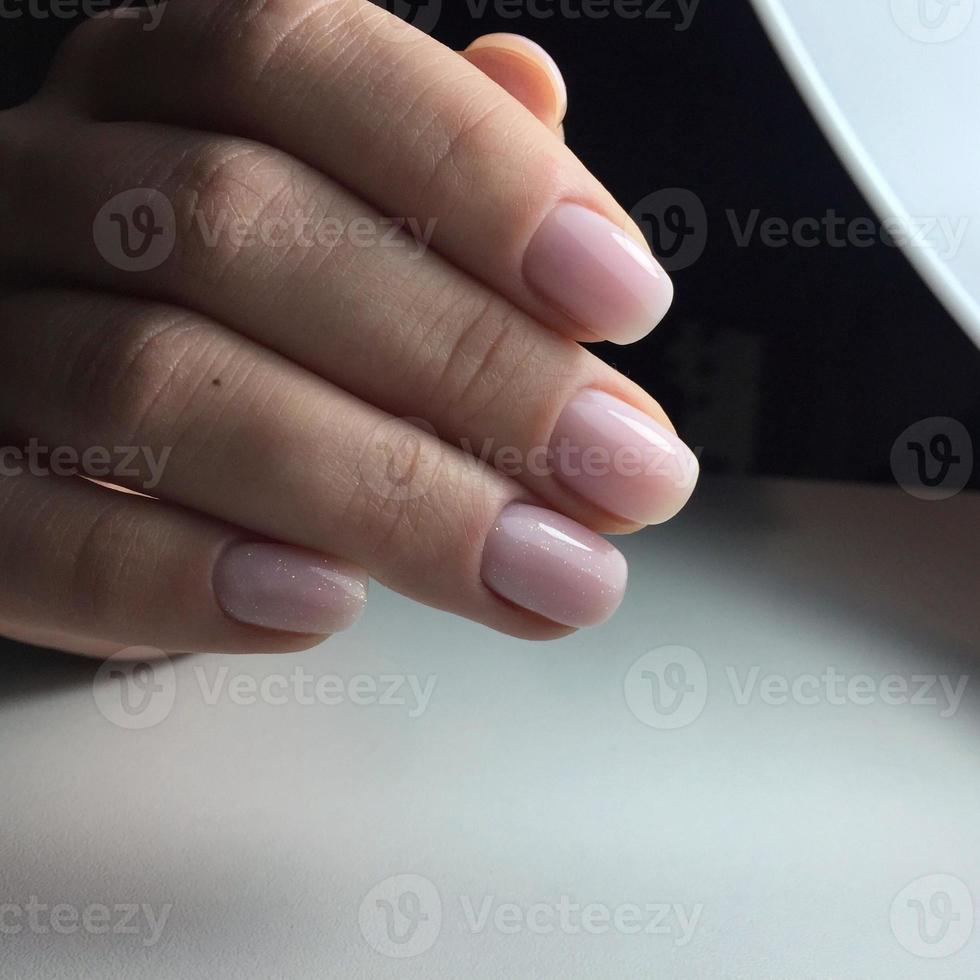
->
[550,389,699,525]
[481,503,628,628]
[524,202,673,344]
[214,543,367,635]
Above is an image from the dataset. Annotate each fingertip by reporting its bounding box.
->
[463,33,567,129]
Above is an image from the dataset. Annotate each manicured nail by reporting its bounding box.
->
[550,389,699,525]
[481,503,628,628]
[467,33,568,123]
[214,543,367,635]
[524,202,673,344]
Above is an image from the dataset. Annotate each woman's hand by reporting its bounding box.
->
[0,1,698,658]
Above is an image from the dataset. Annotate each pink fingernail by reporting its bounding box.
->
[481,503,628,628]
[524,202,673,344]
[214,543,367,635]
[551,389,699,525]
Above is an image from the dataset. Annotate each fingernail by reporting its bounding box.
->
[467,33,568,122]
[524,202,673,344]
[550,389,699,525]
[214,543,367,635]
[481,503,628,628]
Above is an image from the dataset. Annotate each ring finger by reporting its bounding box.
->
[0,288,630,636]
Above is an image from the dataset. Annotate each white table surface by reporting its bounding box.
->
[2,477,979,979]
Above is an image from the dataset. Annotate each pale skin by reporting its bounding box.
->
[0,0,698,658]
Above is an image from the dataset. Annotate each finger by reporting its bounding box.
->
[0,289,628,635]
[0,470,368,657]
[461,34,567,133]
[45,0,672,345]
[2,118,698,531]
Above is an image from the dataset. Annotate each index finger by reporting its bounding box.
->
[47,0,673,345]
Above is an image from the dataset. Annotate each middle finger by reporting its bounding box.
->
[6,117,699,530]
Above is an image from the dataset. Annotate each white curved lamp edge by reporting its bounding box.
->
[748,0,980,350]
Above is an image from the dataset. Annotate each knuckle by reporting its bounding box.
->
[196,0,356,86]
[42,8,165,98]
[340,418,504,583]
[413,97,513,207]
[70,498,149,632]
[64,305,216,456]
[45,14,115,79]
[0,111,53,259]
[340,426,450,566]
[170,141,299,283]
[425,293,564,433]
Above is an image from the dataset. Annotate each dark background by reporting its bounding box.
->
[3,0,979,485]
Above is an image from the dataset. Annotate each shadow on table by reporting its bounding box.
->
[0,637,102,706]
[3,476,978,712]
[669,476,980,714]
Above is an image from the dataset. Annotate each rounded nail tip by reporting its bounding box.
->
[481,502,628,630]
[570,462,700,528]
[486,551,628,630]
[213,547,370,637]
[218,599,366,637]
[487,587,626,631]
[571,569,629,628]
[629,464,701,525]
[633,471,701,527]
[608,289,676,347]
